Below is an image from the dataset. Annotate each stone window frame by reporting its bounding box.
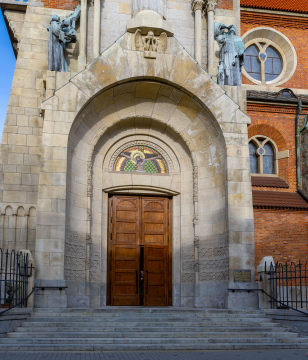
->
[242,27,297,86]
[249,135,279,176]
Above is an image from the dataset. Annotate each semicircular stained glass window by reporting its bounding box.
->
[113,146,169,174]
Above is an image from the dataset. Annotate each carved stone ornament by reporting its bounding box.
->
[205,0,217,12]
[135,29,168,58]
[191,0,204,12]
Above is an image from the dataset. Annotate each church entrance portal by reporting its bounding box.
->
[107,195,172,306]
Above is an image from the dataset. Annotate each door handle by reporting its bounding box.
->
[146,270,148,294]
[136,270,138,294]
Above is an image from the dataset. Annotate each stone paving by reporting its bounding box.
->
[0,351,307,360]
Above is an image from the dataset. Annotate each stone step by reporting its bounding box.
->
[14,325,288,333]
[31,313,266,321]
[0,336,305,345]
[32,309,265,317]
[32,308,264,315]
[25,317,273,324]
[7,331,299,339]
[21,321,281,328]
[1,343,308,351]
[3,307,306,351]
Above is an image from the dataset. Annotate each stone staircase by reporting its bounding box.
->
[0,307,308,351]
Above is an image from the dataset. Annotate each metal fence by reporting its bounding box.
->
[268,261,308,311]
[0,249,33,310]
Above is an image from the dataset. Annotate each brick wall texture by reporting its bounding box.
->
[247,105,306,192]
[254,208,308,268]
[217,0,233,10]
[42,0,80,10]
[243,9,308,267]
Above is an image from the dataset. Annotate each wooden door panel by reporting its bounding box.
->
[144,244,168,306]
[111,245,139,306]
[113,196,140,245]
[108,195,171,306]
[142,198,168,246]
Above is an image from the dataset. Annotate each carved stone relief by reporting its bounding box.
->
[198,234,229,283]
[64,230,86,281]
[135,29,167,58]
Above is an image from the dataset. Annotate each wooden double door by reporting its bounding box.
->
[107,195,172,306]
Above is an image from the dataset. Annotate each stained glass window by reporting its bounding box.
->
[265,46,282,82]
[249,142,258,174]
[244,43,282,83]
[113,146,168,174]
[244,45,261,81]
[263,143,275,174]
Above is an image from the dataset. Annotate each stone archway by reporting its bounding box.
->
[37,31,255,309]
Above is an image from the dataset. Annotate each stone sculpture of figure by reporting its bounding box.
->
[47,5,81,72]
[214,23,245,86]
[132,0,167,19]
[144,31,158,52]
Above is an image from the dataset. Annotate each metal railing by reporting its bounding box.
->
[0,249,33,311]
[268,261,308,311]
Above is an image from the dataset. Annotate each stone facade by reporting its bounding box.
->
[3,0,306,310]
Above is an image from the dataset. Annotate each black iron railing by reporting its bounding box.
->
[268,261,308,311]
[0,249,33,311]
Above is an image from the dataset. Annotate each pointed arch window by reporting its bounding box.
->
[248,136,278,175]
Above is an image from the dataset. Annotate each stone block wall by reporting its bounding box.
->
[0,5,79,253]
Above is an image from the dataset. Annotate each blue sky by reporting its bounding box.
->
[0,11,16,139]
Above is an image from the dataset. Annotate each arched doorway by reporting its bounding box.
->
[107,195,172,306]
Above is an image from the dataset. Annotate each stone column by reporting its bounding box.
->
[93,0,101,58]
[191,0,203,64]
[78,0,87,67]
[205,0,217,74]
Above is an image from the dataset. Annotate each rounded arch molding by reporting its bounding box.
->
[39,62,254,307]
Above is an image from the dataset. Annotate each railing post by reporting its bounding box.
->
[20,250,35,308]
[257,256,275,310]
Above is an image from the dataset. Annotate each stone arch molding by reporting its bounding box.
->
[39,32,254,308]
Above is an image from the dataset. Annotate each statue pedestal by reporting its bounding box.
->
[127,10,174,36]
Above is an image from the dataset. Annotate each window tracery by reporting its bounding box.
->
[241,27,297,86]
[249,136,278,175]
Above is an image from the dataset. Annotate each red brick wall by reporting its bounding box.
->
[217,0,233,10]
[42,0,80,10]
[254,208,308,269]
[247,105,306,191]
[241,11,308,89]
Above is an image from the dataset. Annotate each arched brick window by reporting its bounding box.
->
[249,136,278,175]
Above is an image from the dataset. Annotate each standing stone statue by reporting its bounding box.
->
[214,23,245,86]
[132,0,166,19]
[47,5,81,72]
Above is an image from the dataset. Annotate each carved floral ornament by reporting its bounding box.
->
[206,0,217,12]
[191,0,204,11]
[135,29,167,59]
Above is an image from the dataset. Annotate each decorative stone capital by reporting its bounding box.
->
[205,0,217,13]
[191,0,204,12]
